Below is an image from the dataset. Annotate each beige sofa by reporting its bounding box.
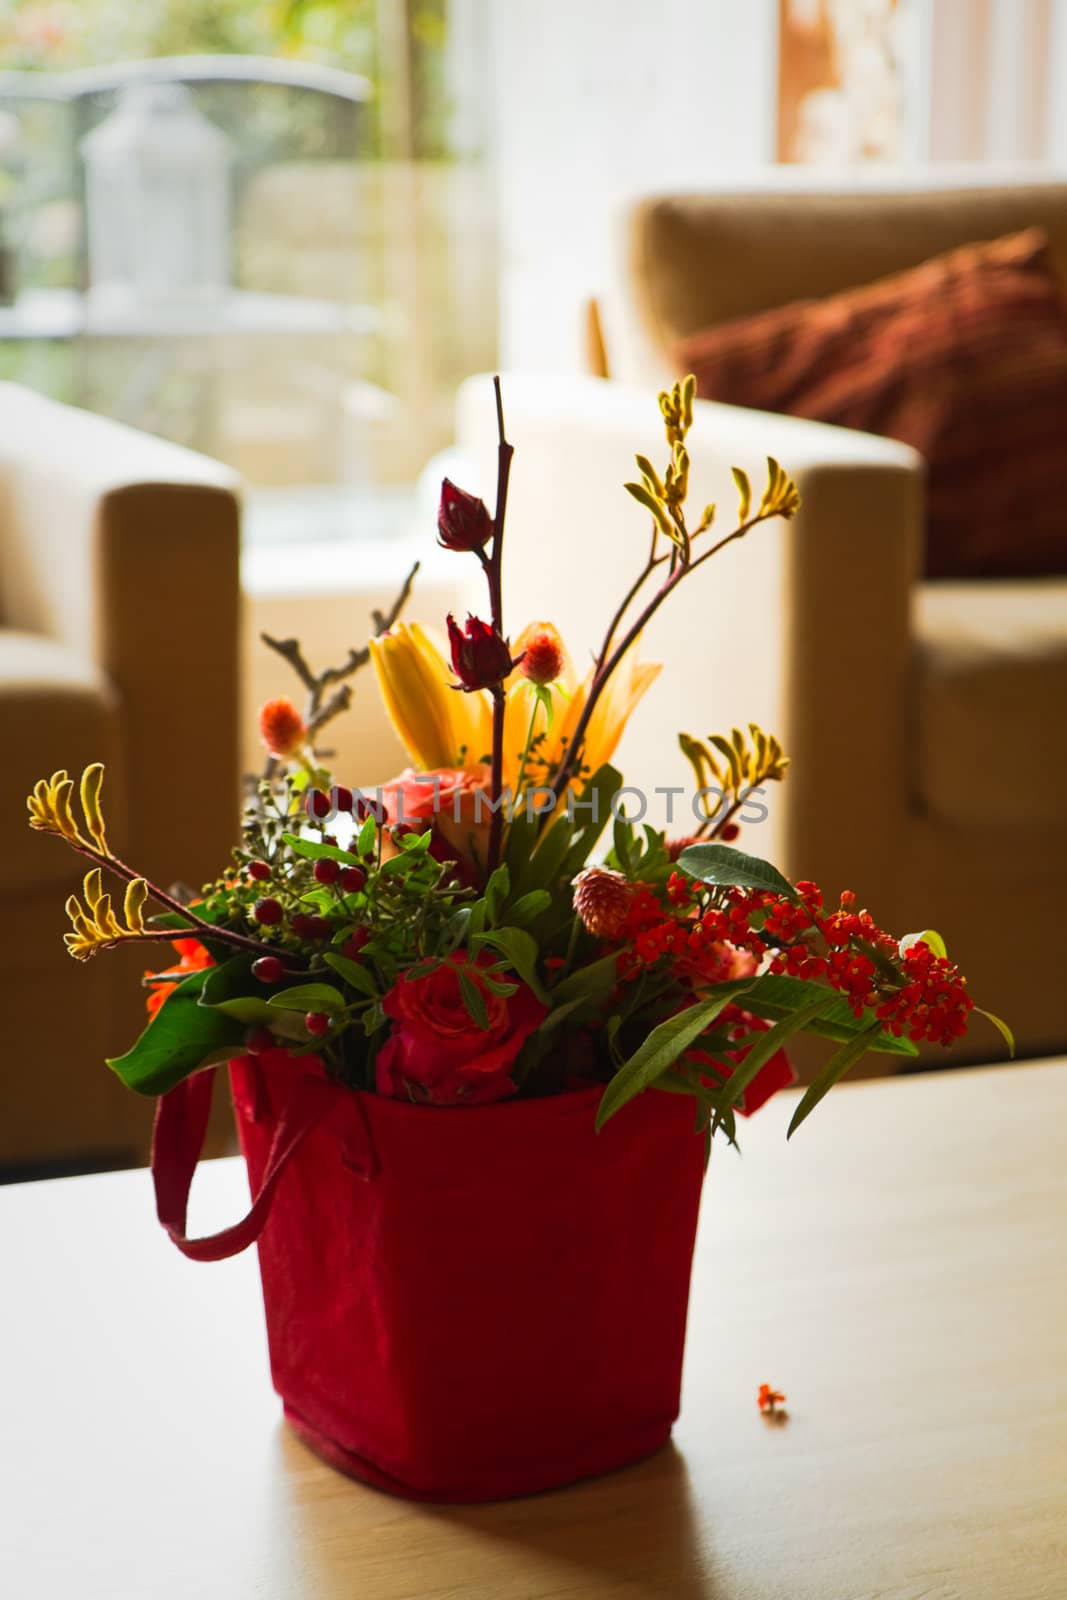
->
[0,385,241,1170]
[457,179,1067,1067]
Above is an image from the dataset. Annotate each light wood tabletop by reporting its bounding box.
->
[2,1061,1065,1599]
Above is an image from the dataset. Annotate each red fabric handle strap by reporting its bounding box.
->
[152,1067,372,1263]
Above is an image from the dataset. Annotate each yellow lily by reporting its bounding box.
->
[369,623,493,771]
[371,621,660,795]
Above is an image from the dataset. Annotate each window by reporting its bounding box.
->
[0,0,496,549]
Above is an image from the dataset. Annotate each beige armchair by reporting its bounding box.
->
[0,384,241,1170]
[457,179,1067,1067]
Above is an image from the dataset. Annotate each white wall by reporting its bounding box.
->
[1050,0,1067,160]
[484,0,1067,372]
[485,0,779,370]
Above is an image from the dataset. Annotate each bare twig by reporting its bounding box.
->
[257,559,420,768]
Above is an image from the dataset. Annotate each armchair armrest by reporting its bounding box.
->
[456,374,923,912]
[0,384,242,887]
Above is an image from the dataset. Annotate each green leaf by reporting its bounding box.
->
[475,927,548,1004]
[298,888,335,913]
[678,841,801,903]
[787,1025,882,1138]
[596,980,755,1130]
[900,928,948,960]
[357,814,377,856]
[281,832,364,867]
[712,989,831,1121]
[107,970,243,1096]
[458,967,489,1030]
[537,996,585,1035]
[485,864,510,926]
[561,765,623,878]
[322,952,379,999]
[267,982,346,1016]
[504,803,540,880]
[147,905,223,931]
[209,997,308,1041]
[736,973,918,1057]
[198,953,255,1006]
[977,1006,1015,1058]
[504,889,552,928]
[551,951,619,1007]
[523,816,574,892]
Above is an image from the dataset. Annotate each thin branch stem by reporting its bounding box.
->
[485,375,514,876]
[549,509,776,806]
[259,558,420,765]
[64,837,297,963]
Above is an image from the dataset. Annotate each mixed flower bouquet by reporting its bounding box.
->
[28,377,1006,1148]
[25,375,1011,1501]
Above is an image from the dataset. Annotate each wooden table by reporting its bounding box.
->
[2,1062,1065,1598]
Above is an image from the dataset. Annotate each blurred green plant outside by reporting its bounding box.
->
[0,1,493,494]
[0,0,451,157]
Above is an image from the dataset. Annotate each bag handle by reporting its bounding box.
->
[152,1066,372,1262]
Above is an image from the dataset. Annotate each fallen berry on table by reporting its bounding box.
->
[757,1383,786,1416]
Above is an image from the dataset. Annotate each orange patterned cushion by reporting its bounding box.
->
[676,229,1067,578]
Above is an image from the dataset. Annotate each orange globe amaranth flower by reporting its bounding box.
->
[758,1383,786,1415]
[144,938,213,1019]
[515,621,565,686]
[573,866,633,939]
[259,698,306,759]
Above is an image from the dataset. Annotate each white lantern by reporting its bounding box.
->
[81,82,231,305]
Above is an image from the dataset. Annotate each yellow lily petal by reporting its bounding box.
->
[369,623,492,772]
[556,654,661,786]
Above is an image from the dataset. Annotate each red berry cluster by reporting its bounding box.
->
[607,873,971,1049]
[875,941,973,1045]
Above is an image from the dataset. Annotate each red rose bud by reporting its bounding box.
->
[437,478,493,552]
[516,621,565,686]
[259,698,306,759]
[447,613,516,692]
[573,866,633,939]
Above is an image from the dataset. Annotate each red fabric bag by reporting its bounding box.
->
[152,1051,707,1503]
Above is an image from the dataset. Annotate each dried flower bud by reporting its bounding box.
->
[437,478,494,552]
[447,613,516,692]
[573,866,633,939]
[259,698,306,759]
[516,621,565,686]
